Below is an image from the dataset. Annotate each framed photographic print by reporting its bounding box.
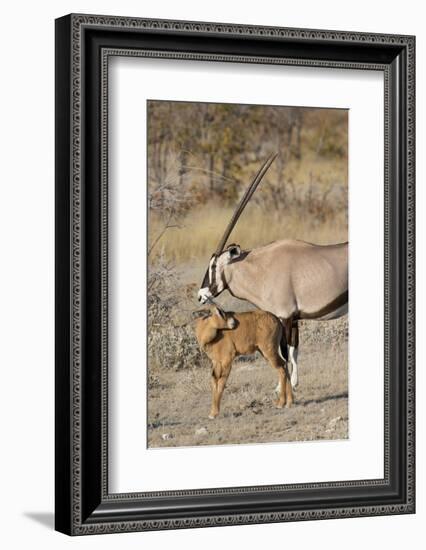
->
[55,14,415,535]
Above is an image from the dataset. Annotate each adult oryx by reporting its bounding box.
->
[197,154,348,390]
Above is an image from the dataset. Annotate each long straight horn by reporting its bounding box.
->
[214,153,277,255]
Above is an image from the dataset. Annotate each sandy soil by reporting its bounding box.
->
[147,319,348,448]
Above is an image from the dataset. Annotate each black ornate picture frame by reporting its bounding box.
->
[55,14,415,535]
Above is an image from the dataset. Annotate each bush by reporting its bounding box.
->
[148,324,207,372]
[148,254,207,371]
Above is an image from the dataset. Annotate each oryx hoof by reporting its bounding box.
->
[208,412,218,420]
[273,399,285,409]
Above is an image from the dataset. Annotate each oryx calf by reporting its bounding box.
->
[195,306,293,419]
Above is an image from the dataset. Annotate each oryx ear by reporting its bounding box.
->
[226,243,241,260]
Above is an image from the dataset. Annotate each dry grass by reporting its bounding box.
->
[149,150,347,264]
[149,202,347,264]
[147,318,348,448]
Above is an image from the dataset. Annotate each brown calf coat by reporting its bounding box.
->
[195,307,293,419]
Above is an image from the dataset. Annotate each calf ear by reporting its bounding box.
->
[214,306,225,319]
[226,315,237,329]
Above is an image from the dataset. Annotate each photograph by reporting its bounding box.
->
[147,100,349,448]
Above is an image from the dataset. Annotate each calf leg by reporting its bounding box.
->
[274,366,288,409]
[262,346,293,409]
[209,360,232,419]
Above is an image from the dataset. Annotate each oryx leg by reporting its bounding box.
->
[289,321,299,389]
[274,320,288,394]
[276,318,299,393]
[209,359,232,419]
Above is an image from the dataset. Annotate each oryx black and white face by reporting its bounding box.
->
[198,244,242,304]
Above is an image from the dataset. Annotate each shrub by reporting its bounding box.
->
[148,253,207,371]
[148,324,207,372]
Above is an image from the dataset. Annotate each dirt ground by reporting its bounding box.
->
[147,317,348,448]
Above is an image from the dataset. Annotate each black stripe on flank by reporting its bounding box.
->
[299,290,348,320]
